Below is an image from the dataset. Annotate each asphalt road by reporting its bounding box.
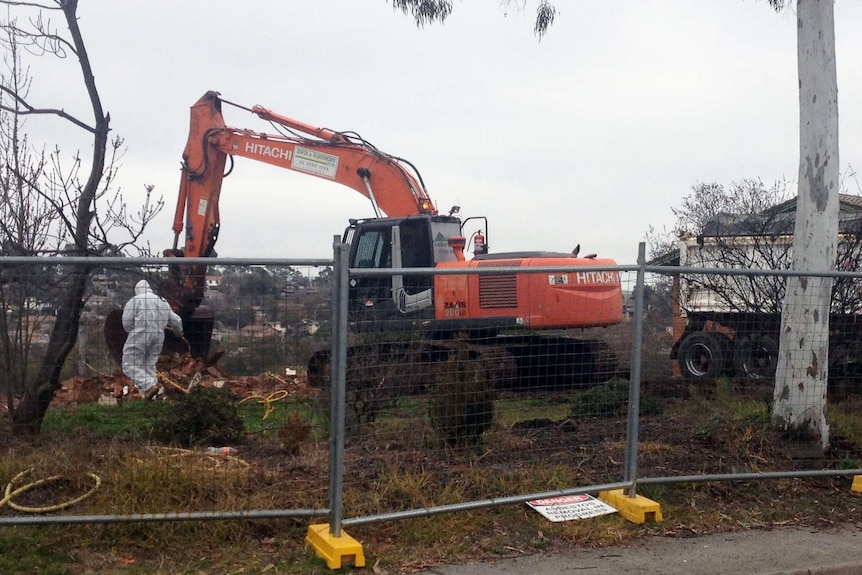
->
[416,526,862,575]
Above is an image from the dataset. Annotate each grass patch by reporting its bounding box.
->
[830,398,862,444]
[569,378,662,418]
[495,395,573,426]
[152,386,245,447]
[0,528,80,575]
[41,401,165,438]
[238,397,321,438]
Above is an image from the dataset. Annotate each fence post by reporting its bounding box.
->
[600,242,662,523]
[305,237,366,569]
[624,242,647,495]
[329,237,349,536]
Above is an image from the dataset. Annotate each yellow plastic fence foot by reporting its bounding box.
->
[599,489,663,524]
[852,476,862,493]
[306,524,366,570]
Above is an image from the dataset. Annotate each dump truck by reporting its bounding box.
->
[668,197,862,382]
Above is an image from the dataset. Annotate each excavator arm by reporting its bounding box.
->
[175,91,435,254]
[157,91,438,357]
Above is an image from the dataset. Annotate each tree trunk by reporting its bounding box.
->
[11,265,89,434]
[773,0,839,449]
[10,0,108,435]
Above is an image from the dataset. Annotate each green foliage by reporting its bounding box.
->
[152,386,245,447]
[428,346,496,448]
[829,399,862,444]
[569,378,663,418]
[715,377,734,400]
[390,0,555,38]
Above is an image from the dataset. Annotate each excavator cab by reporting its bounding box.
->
[346,214,461,330]
[106,92,624,390]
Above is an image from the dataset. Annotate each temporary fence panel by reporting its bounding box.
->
[638,259,862,482]
[329,252,639,524]
[2,247,861,533]
[0,258,332,523]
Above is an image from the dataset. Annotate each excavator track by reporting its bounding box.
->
[307,335,620,392]
[491,335,619,390]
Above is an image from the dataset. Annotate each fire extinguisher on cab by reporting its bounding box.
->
[473,230,487,256]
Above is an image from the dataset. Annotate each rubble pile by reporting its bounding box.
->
[55,352,316,406]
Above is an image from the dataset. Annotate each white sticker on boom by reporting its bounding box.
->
[197,198,208,216]
[292,146,339,179]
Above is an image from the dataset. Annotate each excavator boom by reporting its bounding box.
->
[177,92,435,256]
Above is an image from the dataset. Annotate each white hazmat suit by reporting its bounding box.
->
[121,280,184,395]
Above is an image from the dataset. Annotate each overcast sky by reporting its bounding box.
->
[18,1,862,265]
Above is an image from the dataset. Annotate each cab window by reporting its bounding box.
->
[352,228,390,269]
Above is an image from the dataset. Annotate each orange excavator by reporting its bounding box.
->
[106,91,624,387]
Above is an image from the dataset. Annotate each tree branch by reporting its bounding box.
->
[0,87,95,132]
[0,2,59,11]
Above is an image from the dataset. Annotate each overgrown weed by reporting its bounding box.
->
[829,398,862,444]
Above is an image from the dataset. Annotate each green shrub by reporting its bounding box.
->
[569,378,663,418]
[152,386,245,447]
[428,346,496,448]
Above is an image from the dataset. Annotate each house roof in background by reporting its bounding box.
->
[702,194,862,237]
[649,194,862,267]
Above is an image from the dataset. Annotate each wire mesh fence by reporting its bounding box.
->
[0,249,861,530]
[638,261,862,482]
[323,266,640,522]
[0,258,332,521]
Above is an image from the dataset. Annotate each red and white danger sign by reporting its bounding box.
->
[526,494,617,522]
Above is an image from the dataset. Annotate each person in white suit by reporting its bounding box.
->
[121,280,183,398]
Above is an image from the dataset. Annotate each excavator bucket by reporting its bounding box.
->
[182,305,215,359]
[103,306,215,365]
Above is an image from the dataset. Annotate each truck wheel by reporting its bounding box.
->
[678,332,728,381]
[733,334,778,380]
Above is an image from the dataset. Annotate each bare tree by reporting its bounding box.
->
[672,179,790,238]
[646,179,790,307]
[0,0,161,434]
[0,28,52,412]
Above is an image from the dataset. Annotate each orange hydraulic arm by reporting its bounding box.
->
[164,90,437,316]
[173,91,436,257]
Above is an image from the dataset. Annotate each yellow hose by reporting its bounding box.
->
[156,370,190,394]
[2,468,101,513]
[238,390,289,420]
